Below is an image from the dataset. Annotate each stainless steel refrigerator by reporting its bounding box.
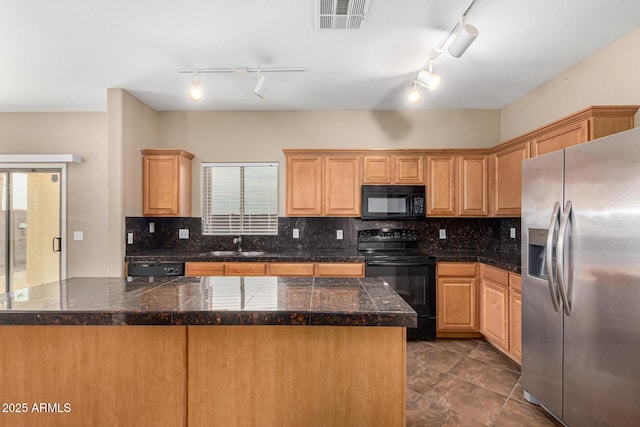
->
[521,127,640,426]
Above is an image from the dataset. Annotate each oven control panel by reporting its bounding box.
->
[358,229,418,242]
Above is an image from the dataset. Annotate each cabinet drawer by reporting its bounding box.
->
[316,263,364,277]
[509,273,521,291]
[268,263,315,277]
[437,263,476,277]
[481,264,509,287]
[225,263,268,276]
[185,262,225,277]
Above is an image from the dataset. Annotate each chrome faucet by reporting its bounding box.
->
[233,236,243,252]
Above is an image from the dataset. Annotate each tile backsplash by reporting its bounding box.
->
[126,216,521,257]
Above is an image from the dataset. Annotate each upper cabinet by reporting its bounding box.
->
[285,151,361,217]
[363,154,424,184]
[490,142,529,217]
[426,154,488,217]
[529,106,638,157]
[142,149,194,217]
[282,106,637,218]
[490,105,637,216]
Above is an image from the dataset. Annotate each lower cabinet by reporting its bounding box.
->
[480,267,509,349]
[185,262,364,278]
[479,264,521,363]
[436,263,480,335]
[508,275,522,363]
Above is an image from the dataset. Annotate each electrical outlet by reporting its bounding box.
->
[439,229,446,239]
[127,232,134,244]
[510,227,517,239]
[73,231,83,241]
[336,230,343,240]
[179,229,189,239]
[293,229,299,238]
[149,222,155,233]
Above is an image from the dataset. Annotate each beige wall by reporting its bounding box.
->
[501,28,640,141]
[107,89,158,275]
[0,112,109,277]
[157,109,500,215]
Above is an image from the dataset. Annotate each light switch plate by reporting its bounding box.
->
[73,231,83,241]
[510,228,516,239]
[293,229,299,238]
[336,230,343,240]
[439,229,446,239]
[179,229,189,239]
[149,222,155,233]
[127,232,133,244]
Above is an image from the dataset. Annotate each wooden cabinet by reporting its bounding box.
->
[490,142,529,216]
[427,155,488,217]
[185,261,364,278]
[363,154,424,184]
[268,263,315,277]
[316,262,364,277]
[479,264,522,362]
[531,120,588,157]
[324,155,361,216]
[529,105,638,157]
[285,155,324,216]
[459,155,489,216]
[426,155,456,216]
[142,149,194,217]
[480,265,510,350]
[285,152,361,217]
[508,274,522,363]
[436,263,479,334]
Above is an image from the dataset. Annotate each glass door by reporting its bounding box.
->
[1,169,61,293]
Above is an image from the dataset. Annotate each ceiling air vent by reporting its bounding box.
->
[316,0,371,30]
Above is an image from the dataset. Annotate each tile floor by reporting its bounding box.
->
[406,339,563,426]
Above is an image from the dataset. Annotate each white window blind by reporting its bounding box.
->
[202,162,278,235]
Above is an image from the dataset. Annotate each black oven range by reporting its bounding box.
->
[358,229,436,340]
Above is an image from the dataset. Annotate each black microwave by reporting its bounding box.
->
[361,185,426,220]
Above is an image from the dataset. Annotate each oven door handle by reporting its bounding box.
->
[366,261,430,267]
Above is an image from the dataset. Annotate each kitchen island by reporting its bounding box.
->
[0,276,414,427]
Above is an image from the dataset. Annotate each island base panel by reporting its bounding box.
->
[0,326,186,427]
[188,325,406,427]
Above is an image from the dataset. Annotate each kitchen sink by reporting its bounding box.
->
[199,250,266,257]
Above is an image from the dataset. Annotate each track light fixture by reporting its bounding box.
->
[448,22,479,58]
[415,63,440,90]
[178,66,305,101]
[189,71,203,101]
[253,72,268,99]
[409,0,479,95]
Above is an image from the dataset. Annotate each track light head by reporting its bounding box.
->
[415,64,440,90]
[408,81,421,103]
[189,72,203,101]
[253,74,268,99]
[448,23,479,58]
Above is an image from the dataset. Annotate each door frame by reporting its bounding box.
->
[0,163,67,286]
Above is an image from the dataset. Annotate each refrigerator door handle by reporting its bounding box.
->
[546,202,561,312]
[556,200,573,316]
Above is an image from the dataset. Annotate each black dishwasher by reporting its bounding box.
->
[127,262,185,277]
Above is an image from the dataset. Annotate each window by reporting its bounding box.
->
[201,162,278,235]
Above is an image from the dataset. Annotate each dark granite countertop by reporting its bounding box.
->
[0,276,416,327]
[126,248,520,273]
[430,251,521,274]
[126,249,365,263]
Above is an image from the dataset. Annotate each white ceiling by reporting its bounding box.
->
[1,0,639,112]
